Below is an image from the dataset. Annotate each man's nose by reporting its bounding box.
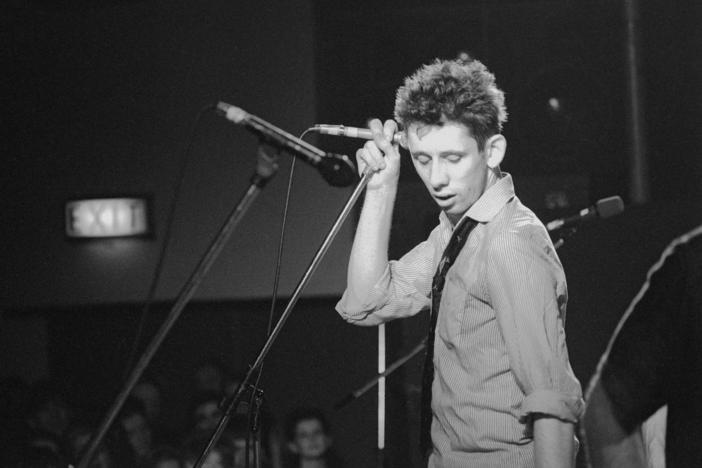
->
[429,160,448,188]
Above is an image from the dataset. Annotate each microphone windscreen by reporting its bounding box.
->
[595,196,624,219]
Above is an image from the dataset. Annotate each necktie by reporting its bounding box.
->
[420,216,478,458]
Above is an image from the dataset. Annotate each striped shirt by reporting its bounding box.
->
[337,174,583,468]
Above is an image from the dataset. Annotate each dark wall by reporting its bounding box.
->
[2,0,354,309]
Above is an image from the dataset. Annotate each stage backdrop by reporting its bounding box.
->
[2,0,355,309]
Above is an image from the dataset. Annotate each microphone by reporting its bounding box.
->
[312,124,404,145]
[216,103,357,187]
[546,195,624,232]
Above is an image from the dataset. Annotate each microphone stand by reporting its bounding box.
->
[550,226,578,250]
[77,145,280,468]
[193,169,373,467]
[335,338,427,410]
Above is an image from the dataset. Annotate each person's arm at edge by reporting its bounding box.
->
[581,379,646,468]
[580,237,690,467]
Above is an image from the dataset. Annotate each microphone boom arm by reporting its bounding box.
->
[77,146,280,468]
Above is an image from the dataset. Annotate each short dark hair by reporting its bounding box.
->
[394,57,507,150]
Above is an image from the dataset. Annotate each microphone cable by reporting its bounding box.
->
[244,128,316,468]
[121,103,217,382]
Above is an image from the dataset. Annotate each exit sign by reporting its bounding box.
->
[65,197,150,238]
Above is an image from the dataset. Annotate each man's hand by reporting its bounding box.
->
[355,118,402,191]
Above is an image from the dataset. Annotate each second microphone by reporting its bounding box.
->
[313,124,404,145]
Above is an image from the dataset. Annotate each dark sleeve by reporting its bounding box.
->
[599,247,687,432]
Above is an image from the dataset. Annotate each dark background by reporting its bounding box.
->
[2,0,701,467]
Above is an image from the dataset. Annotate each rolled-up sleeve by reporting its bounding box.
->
[336,229,440,326]
[486,230,584,423]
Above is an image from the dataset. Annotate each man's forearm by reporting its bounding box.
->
[533,415,576,468]
[345,186,396,301]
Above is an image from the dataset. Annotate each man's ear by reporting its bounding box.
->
[287,442,299,454]
[485,134,506,169]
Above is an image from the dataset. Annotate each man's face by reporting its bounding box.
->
[290,418,330,460]
[406,122,489,225]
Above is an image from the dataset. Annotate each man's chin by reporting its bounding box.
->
[443,207,468,224]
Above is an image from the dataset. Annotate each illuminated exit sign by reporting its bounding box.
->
[65,197,150,238]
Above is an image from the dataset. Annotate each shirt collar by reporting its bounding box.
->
[439,173,515,228]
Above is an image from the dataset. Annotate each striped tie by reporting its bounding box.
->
[420,216,478,458]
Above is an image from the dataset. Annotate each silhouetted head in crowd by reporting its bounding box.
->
[182,436,234,468]
[26,380,72,437]
[65,421,114,468]
[193,358,227,394]
[23,380,73,457]
[187,391,224,436]
[118,396,153,464]
[149,444,184,468]
[283,407,342,468]
[185,393,258,466]
[131,378,163,426]
[192,357,242,396]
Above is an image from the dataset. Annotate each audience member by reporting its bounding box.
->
[65,420,114,468]
[182,435,234,468]
[118,396,155,467]
[192,357,243,397]
[150,444,184,468]
[132,378,164,428]
[187,391,225,436]
[25,380,73,455]
[282,407,344,468]
[193,358,228,395]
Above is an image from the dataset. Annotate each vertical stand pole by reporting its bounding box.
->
[377,323,386,468]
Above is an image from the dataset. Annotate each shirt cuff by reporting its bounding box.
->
[519,389,584,423]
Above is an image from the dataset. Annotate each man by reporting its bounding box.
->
[582,225,702,467]
[336,58,583,467]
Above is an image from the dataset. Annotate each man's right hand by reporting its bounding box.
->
[355,118,402,191]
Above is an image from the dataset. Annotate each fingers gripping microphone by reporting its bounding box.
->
[313,124,404,145]
[546,195,624,232]
[216,103,357,187]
